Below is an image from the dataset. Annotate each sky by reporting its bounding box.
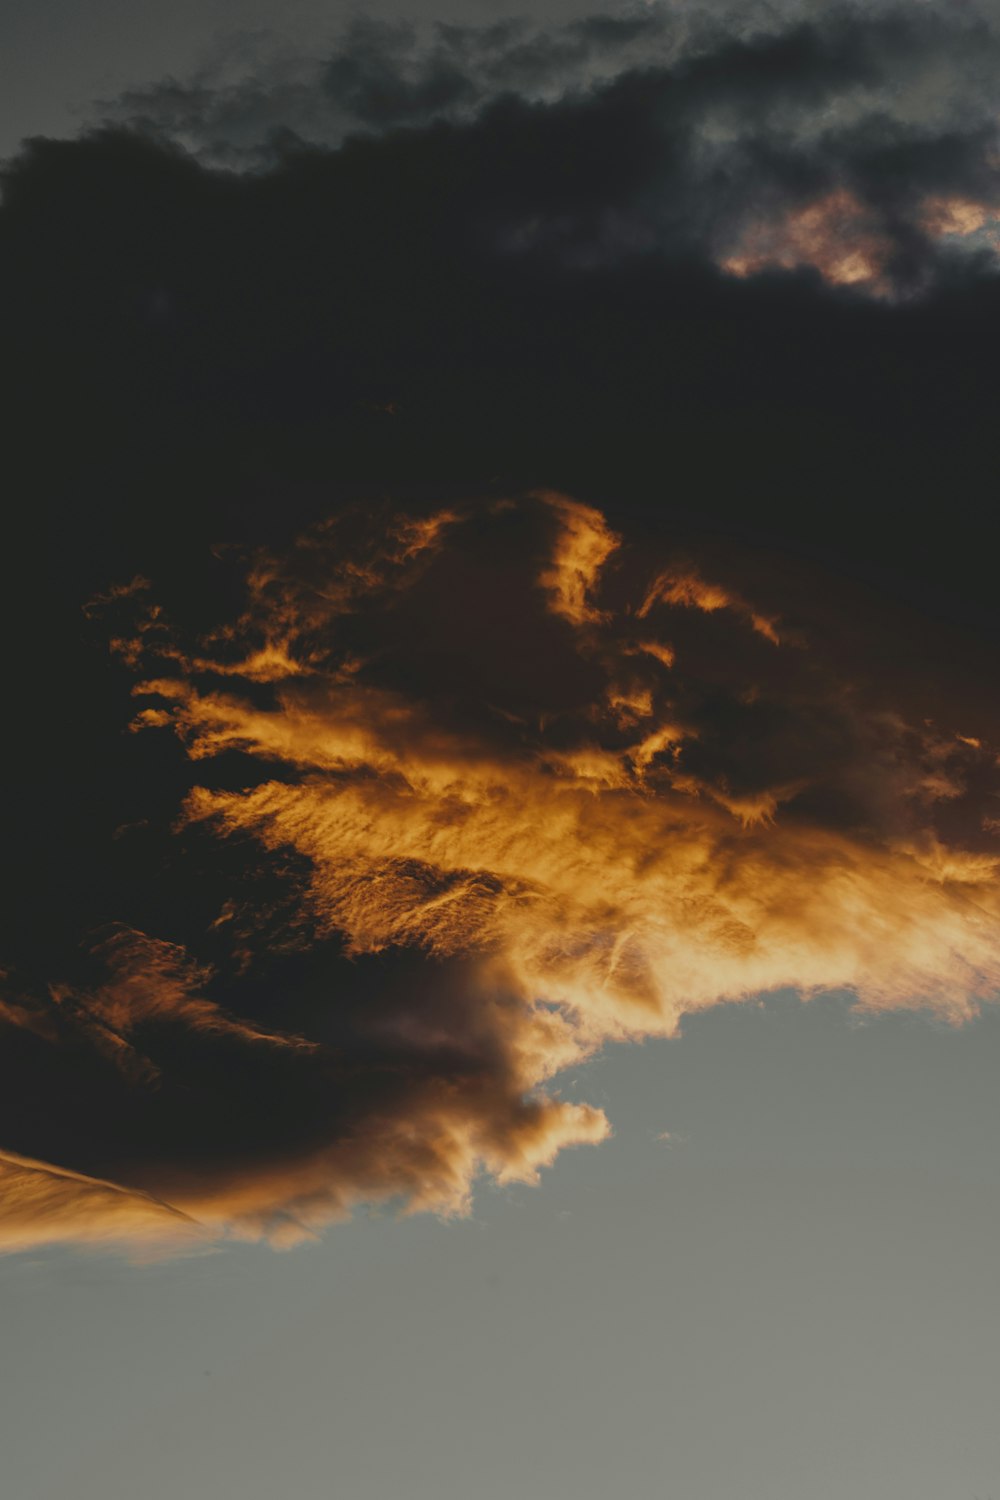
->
[3,2,1000,1497]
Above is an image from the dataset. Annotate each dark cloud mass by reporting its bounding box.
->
[2,3,1000,1251]
[90,5,1000,290]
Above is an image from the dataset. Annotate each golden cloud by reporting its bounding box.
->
[4,492,1000,1253]
[0,1150,207,1258]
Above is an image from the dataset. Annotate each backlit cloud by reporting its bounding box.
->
[3,494,998,1254]
[0,1151,207,1257]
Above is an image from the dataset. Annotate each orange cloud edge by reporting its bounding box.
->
[4,491,999,1257]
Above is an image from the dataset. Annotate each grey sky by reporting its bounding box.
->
[3,994,1000,1500]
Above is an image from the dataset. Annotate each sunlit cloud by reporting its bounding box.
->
[719,186,1000,291]
[539,493,620,627]
[718,188,895,291]
[0,1150,207,1258]
[4,493,1000,1253]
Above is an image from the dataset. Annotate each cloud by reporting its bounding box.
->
[539,493,620,625]
[7,21,1000,658]
[0,1151,207,1258]
[84,5,1000,292]
[4,494,999,1253]
[137,495,1000,1027]
[0,928,609,1251]
[6,6,1000,1257]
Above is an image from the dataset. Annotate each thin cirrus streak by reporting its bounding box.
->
[0,1150,207,1257]
[2,491,1000,1255]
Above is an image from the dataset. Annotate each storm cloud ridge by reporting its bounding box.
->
[84,3,1000,293]
[3,494,1000,1255]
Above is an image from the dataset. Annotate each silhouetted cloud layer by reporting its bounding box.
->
[3,495,999,1252]
[91,5,1000,292]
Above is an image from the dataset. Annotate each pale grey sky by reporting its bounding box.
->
[4,993,999,1500]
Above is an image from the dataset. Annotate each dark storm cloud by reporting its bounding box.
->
[91,5,1000,148]
[4,5,1000,1253]
[5,4,999,614]
[84,3,1000,296]
[94,10,672,155]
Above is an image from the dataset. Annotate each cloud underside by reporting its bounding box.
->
[0,1151,207,1256]
[88,3,1000,294]
[3,494,999,1254]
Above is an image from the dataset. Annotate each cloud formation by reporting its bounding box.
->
[7,16,1000,666]
[4,494,999,1254]
[90,5,1000,293]
[5,4,1000,1257]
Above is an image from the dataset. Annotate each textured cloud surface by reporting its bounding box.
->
[92,4,1000,294]
[3,494,999,1253]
